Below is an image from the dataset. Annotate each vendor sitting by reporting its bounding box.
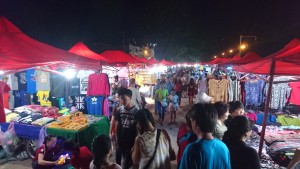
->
[63,139,93,169]
[32,135,59,169]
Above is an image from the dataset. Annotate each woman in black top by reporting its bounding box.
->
[222,116,261,169]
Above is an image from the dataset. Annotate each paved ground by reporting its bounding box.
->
[0,97,192,169]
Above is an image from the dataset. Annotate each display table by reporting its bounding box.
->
[0,123,41,140]
[46,116,110,149]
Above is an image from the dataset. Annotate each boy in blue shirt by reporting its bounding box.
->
[179,103,231,169]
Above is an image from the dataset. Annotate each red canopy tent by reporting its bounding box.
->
[132,56,150,64]
[208,58,222,64]
[231,52,261,66]
[0,17,99,70]
[230,39,300,157]
[101,50,141,64]
[233,39,300,75]
[220,54,241,65]
[147,57,159,64]
[160,59,174,66]
[68,41,112,63]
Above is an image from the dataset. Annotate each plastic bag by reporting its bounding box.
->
[0,122,20,155]
[38,126,48,147]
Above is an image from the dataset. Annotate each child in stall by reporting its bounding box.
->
[168,89,179,125]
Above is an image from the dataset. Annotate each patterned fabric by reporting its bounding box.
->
[265,77,291,110]
[245,132,281,169]
[245,80,265,106]
[228,77,240,102]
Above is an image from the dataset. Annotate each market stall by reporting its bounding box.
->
[0,17,113,160]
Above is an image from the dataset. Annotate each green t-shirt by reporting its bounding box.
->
[155,89,169,102]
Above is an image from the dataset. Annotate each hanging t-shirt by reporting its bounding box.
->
[0,82,10,122]
[3,92,9,109]
[70,95,88,114]
[6,74,19,90]
[77,70,94,95]
[13,90,21,108]
[26,69,37,94]
[289,82,300,105]
[36,70,51,91]
[15,71,27,91]
[68,78,80,96]
[1,74,17,90]
[9,91,14,110]
[50,73,66,98]
[19,90,28,106]
[37,91,52,107]
[49,96,59,108]
[86,96,104,115]
[58,98,67,110]
[87,73,110,96]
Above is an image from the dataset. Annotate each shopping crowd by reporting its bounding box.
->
[31,70,299,169]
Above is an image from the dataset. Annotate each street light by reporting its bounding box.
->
[229,49,233,53]
[222,52,225,56]
[239,35,257,56]
[240,44,246,50]
[144,50,148,55]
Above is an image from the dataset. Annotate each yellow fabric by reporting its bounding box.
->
[37,91,52,106]
[208,79,229,102]
[6,113,20,122]
[136,75,144,86]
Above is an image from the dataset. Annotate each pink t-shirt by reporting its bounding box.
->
[87,73,110,96]
[289,82,300,105]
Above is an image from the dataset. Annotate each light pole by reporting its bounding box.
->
[239,35,258,56]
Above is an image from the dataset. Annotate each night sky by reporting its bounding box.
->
[1,0,300,62]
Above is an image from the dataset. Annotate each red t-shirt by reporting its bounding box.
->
[174,82,182,92]
[289,82,300,105]
[71,146,93,169]
[0,81,10,123]
[3,92,9,109]
[87,73,110,96]
[33,145,56,169]
[177,123,197,165]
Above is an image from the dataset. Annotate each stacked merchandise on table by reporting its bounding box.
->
[256,125,300,167]
[5,105,61,126]
[47,111,103,131]
[245,132,281,169]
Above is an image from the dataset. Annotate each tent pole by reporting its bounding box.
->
[258,59,276,157]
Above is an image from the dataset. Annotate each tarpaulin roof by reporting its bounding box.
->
[0,16,99,70]
[219,54,241,65]
[208,58,222,64]
[208,57,229,65]
[233,39,300,75]
[68,41,111,63]
[231,52,260,65]
[160,59,174,66]
[147,57,159,64]
[101,50,141,63]
[133,56,149,64]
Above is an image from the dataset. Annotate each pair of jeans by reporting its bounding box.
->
[176,91,182,106]
[158,101,167,122]
[155,99,160,113]
[116,147,132,169]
